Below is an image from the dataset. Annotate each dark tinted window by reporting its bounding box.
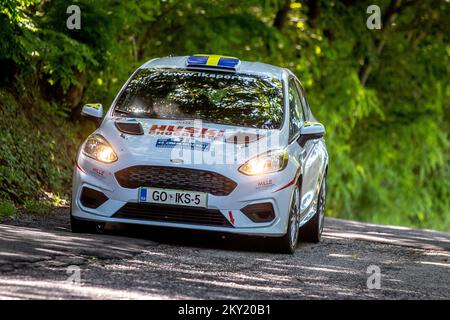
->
[288,79,304,138]
[294,79,311,120]
[114,69,284,129]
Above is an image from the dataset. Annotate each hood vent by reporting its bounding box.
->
[115,122,144,135]
[225,131,264,146]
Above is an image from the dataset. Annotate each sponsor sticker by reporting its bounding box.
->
[149,124,224,141]
[256,179,274,190]
[91,167,105,177]
[89,167,109,179]
[161,70,242,80]
[156,138,210,151]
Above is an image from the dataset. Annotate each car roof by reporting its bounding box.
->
[141,56,287,80]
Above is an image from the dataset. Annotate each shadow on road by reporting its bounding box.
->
[105,222,311,253]
[325,218,450,251]
[0,215,449,299]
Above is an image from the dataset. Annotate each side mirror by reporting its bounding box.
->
[81,103,103,127]
[297,121,325,147]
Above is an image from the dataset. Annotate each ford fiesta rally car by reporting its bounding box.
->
[72,54,328,253]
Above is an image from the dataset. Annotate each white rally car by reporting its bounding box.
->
[72,54,328,253]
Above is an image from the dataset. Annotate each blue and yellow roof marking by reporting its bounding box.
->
[187,54,240,70]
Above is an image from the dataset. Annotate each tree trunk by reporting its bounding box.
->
[273,0,291,31]
[306,0,320,28]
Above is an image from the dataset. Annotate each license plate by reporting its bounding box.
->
[138,187,208,208]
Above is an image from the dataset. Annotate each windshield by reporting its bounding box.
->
[114,69,284,129]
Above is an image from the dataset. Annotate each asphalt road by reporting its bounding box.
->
[0,209,449,299]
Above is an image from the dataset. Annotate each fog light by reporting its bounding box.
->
[241,203,275,223]
[80,187,108,209]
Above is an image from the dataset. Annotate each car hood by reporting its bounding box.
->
[98,117,284,166]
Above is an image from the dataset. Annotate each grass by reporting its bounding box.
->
[0,201,17,219]
[23,199,52,215]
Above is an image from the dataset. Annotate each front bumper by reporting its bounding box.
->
[71,155,297,237]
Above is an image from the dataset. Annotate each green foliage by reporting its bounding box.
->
[41,0,118,68]
[23,199,51,215]
[0,0,448,231]
[37,29,97,91]
[0,88,82,202]
[305,1,450,231]
[0,200,17,219]
[0,0,38,84]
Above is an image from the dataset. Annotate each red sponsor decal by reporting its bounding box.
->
[274,171,301,193]
[228,211,235,225]
[75,162,85,173]
[149,124,224,140]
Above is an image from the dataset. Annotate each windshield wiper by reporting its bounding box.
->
[114,109,131,115]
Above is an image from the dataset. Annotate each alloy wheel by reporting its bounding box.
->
[318,177,326,234]
[289,186,301,248]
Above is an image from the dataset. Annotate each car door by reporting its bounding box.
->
[293,79,324,219]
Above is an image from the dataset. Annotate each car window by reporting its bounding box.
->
[114,69,284,129]
[294,79,310,120]
[288,79,304,139]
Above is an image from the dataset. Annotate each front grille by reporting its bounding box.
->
[115,166,237,196]
[113,203,233,227]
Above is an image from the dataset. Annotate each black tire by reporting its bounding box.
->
[273,184,301,254]
[299,175,326,243]
[70,214,97,234]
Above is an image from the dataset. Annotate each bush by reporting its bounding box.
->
[23,199,51,215]
[0,201,17,219]
[0,88,84,203]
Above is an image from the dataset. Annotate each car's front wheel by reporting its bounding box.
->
[299,175,326,243]
[273,184,301,254]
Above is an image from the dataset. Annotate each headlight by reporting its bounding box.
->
[83,134,117,163]
[239,150,288,176]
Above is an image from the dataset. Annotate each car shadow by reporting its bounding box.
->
[104,222,310,253]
